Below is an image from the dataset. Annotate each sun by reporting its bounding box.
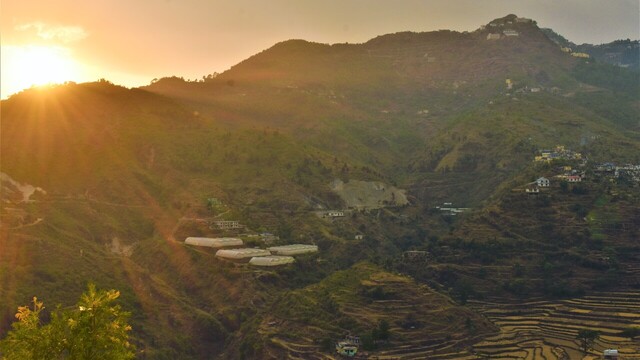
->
[1,45,81,97]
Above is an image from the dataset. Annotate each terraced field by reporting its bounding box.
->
[251,265,639,359]
[469,291,640,359]
[256,263,497,359]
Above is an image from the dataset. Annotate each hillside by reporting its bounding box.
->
[2,14,639,359]
[542,28,640,71]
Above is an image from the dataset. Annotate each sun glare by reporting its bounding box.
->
[1,45,81,97]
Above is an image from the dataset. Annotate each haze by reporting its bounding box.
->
[1,0,638,98]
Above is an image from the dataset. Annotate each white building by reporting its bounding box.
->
[536,177,550,187]
[249,255,295,267]
[211,220,242,229]
[603,349,619,360]
[487,33,501,40]
[503,30,519,37]
[184,237,243,248]
[216,248,271,260]
[267,244,318,256]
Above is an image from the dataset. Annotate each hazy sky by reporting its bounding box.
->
[1,0,639,98]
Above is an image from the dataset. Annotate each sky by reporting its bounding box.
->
[1,0,639,98]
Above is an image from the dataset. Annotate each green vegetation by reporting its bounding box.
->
[576,329,599,354]
[0,285,134,360]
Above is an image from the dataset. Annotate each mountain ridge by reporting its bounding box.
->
[2,14,639,359]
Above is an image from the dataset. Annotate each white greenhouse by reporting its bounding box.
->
[267,244,318,256]
[184,237,243,248]
[215,248,271,260]
[249,255,295,267]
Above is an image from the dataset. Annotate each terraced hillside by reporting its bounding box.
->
[470,291,640,359]
[224,262,497,359]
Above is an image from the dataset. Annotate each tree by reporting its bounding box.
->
[576,329,599,354]
[377,319,390,341]
[0,284,135,360]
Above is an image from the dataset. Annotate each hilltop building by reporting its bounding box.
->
[487,33,501,40]
[503,30,519,37]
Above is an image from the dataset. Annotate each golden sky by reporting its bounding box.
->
[2,0,638,98]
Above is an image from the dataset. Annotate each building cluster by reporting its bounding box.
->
[534,145,582,163]
[595,163,640,184]
[209,220,243,230]
[555,166,585,183]
[558,47,590,58]
[483,16,529,40]
[184,237,318,267]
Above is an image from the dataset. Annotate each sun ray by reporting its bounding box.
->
[2,45,81,98]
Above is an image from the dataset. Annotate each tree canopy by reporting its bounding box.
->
[0,284,135,360]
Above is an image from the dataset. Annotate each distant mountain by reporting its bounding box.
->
[542,28,640,71]
[2,15,639,359]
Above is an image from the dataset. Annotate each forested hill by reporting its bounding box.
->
[2,14,639,359]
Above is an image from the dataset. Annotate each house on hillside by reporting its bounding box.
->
[211,220,243,230]
[571,52,590,58]
[516,17,532,23]
[503,30,519,37]
[336,342,358,357]
[603,349,619,360]
[326,211,345,218]
[567,175,582,183]
[525,186,540,195]
[355,234,364,240]
[536,177,550,187]
[487,33,501,40]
